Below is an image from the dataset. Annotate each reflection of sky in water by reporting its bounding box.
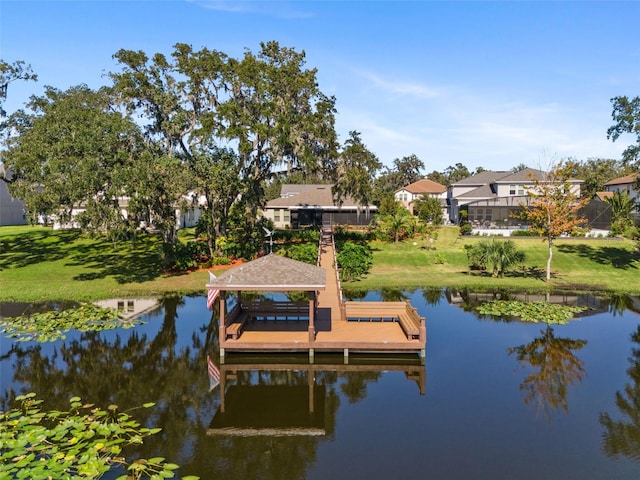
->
[2,291,640,479]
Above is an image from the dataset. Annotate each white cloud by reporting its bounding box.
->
[186,0,315,18]
[356,70,441,100]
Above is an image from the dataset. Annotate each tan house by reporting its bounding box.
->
[394,178,447,214]
[263,184,376,229]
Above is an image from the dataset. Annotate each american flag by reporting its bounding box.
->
[206,272,219,310]
[206,288,220,310]
[207,354,220,391]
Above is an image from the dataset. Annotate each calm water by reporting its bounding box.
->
[2,290,640,480]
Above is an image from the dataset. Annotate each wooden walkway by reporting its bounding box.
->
[219,229,426,360]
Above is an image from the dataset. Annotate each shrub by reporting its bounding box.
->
[337,241,373,281]
[279,242,318,265]
[510,229,538,237]
[467,239,525,277]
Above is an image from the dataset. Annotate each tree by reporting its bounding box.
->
[391,154,425,186]
[426,170,448,186]
[606,190,638,235]
[608,95,640,167]
[511,161,588,283]
[0,59,37,118]
[2,85,147,229]
[375,207,416,243]
[110,42,338,248]
[332,131,381,209]
[189,145,242,257]
[425,163,471,187]
[568,157,629,199]
[444,162,471,184]
[469,239,525,277]
[413,196,443,225]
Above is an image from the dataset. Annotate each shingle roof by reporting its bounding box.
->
[206,254,326,291]
[604,173,640,186]
[455,184,496,199]
[494,168,546,183]
[399,178,446,195]
[450,170,510,186]
[266,184,371,209]
[596,191,614,201]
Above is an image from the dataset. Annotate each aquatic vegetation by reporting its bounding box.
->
[0,393,198,479]
[477,300,588,324]
[0,304,143,342]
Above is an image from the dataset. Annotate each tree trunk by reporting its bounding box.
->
[546,236,553,283]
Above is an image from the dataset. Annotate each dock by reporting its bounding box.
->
[206,228,426,360]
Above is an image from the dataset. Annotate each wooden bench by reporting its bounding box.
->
[344,302,405,321]
[398,311,420,339]
[242,301,310,321]
[225,307,248,340]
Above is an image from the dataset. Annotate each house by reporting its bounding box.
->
[448,168,583,227]
[604,173,640,202]
[263,184,377,229]
[394,178,447,220]
[0,166,27,226]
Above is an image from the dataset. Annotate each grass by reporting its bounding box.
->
[348,228,640,295]
[1,225,639,302]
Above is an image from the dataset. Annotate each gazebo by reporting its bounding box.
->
[206,254,326,351]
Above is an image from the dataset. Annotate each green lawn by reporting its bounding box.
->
[1,225,638,302]
[349,229,640,294]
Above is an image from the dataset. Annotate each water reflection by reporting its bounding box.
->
[204,357,425,478]
[600,325,640,461]
[508,326,587,421]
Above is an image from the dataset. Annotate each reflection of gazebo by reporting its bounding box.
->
[207,356,426,436]
[206,254,326,354]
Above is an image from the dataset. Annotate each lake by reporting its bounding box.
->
[2,289,640,479]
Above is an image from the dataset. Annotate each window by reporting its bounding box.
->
[283,210,290,222]
[517,185,524,195]
[485,208,492,221]
[509,185,516,195]
[274,210,280,222]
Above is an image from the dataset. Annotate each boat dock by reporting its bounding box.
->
[206,228,426,361]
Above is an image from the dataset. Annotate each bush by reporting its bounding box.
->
[510,229,538,237]
[278,242,318,265]
[337,241,373,281]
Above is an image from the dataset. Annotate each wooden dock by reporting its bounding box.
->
[209,228,426,360]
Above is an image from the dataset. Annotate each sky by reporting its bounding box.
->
[2,0,640,173]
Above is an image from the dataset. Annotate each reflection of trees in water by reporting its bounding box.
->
[508,326,587,421]
[380,288,409,302]
[341,289,367,301]
[1,295,387,479]
[604,293,635,317]
[421,286,442,306]
[446,287,516,311]
[600,326,640,461]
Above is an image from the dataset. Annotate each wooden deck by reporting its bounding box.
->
[219,229,426,360]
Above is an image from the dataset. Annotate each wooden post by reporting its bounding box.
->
[220,364,226,412]
[219,292,226,342]
[308,294,315,342]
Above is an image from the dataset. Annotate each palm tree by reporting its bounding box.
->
[378,208,416,243]
[472,239,525,277]
[606,190,638,234]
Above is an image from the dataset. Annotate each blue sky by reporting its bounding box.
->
[2,0,639,173]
